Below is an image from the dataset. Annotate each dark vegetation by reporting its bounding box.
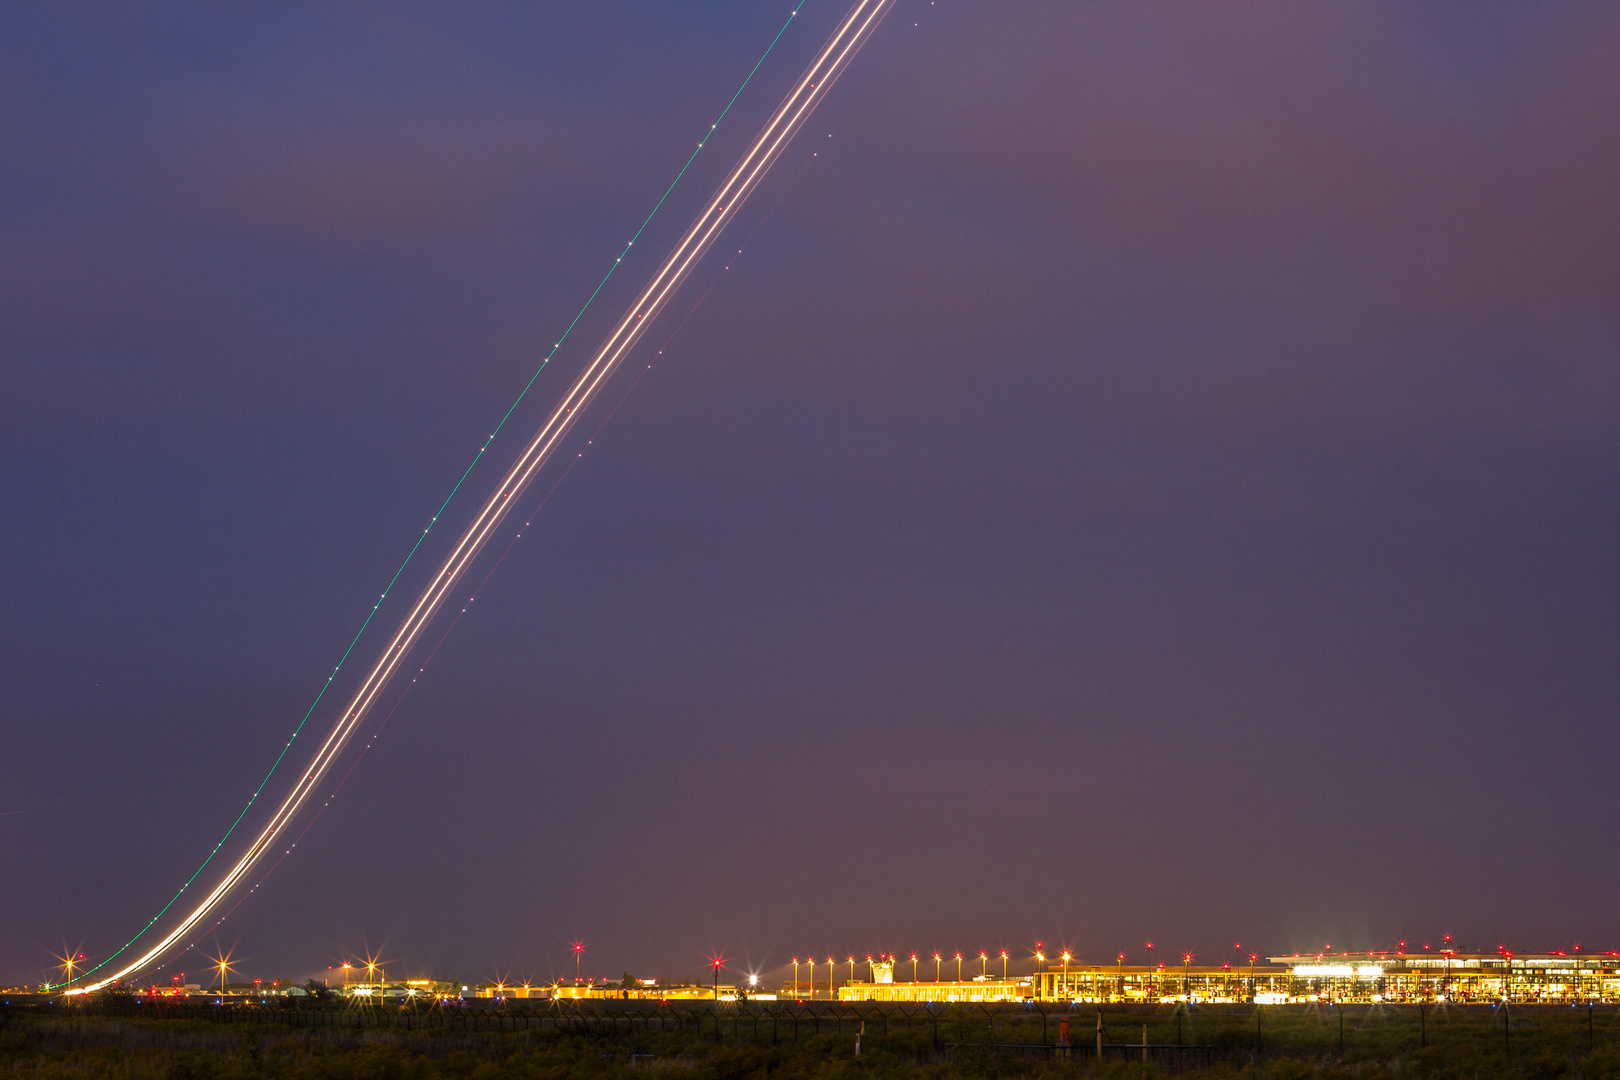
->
[5,1001,1620,1080]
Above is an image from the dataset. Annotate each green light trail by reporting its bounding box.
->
[50,1,810,991]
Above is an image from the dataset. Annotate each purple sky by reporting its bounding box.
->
[3,2,1619,989]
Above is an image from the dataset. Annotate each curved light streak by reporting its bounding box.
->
[79,0,895,992]
[49,1,814,995]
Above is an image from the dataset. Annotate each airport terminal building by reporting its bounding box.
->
[830,953,1620,1004]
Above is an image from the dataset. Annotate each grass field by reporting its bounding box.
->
[6,1002,1620,1080]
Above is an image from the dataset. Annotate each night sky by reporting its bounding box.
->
[4,3,1619,989]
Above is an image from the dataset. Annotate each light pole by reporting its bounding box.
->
[1000,950,1008,979]
[955,952,962,982]
[209,951,233,999]
[979,951,988,978]
[792,958,799,998]
[573,942,584,984]
[1062,952,1071,1000]
[934,953,941,983]
[911,954,918,984]
[847,956,855,992]
[709,955,723,1002]
[1117,954,1125,1002]
[865,955,873,983]
[826,957,834,999]
[1183,952,1193,1001]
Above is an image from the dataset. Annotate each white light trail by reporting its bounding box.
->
[81,0,895,992]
